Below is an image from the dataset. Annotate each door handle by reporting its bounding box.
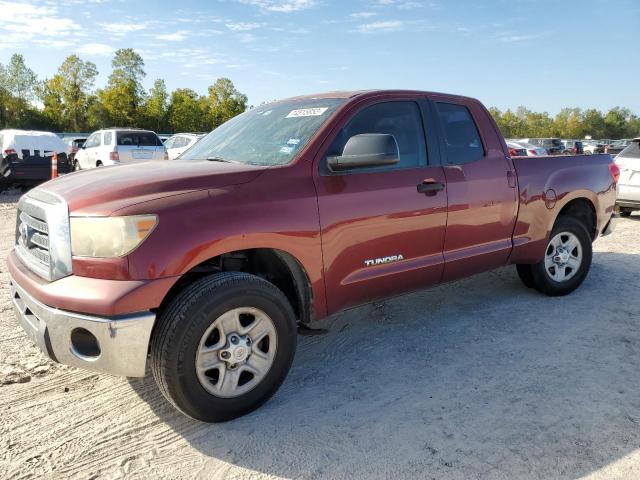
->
[417,180,445,195]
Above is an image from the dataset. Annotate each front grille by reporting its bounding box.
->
[14,189,72,281]
[16,210,51,274]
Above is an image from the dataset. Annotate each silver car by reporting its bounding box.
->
[615,138,640,217]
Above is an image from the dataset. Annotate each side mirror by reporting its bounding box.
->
[327,133,399,171]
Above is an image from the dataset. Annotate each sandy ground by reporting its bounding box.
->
[1,188,640,480]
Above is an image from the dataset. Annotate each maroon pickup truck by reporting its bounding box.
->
[8,90,618,422]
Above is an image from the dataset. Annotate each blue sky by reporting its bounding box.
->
[0,0,638,113]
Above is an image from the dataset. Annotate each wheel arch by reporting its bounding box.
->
[554,195,598,241]
[156,247,315,326]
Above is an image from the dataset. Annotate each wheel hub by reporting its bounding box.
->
[552,247,571,265]
[219,334,252,365]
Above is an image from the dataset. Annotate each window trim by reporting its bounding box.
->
[432,100,486,166]
[319,99,431,177]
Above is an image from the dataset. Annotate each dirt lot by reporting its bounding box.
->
[1,189,640,480]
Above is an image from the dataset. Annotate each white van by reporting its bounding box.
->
[73,128,167,170]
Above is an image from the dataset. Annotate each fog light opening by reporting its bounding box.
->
[70,328,101,359]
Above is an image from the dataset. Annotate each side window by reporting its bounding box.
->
[435,102,484,165]
[164,137,176,149]
[104,131,112,146]
[174,137,187,148]
[326,101,427,172]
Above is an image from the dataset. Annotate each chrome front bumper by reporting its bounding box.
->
[9,273,156,377]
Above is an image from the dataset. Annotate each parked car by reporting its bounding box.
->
[159,134,172,143]
[583,141,606,155]
[508,140,547,156]
[519,138,564,155]
[607,139,632,156]
[7,90,617,422]
[73,128,167,170]
[562,140,584,155]
[614,138,640,216]
[0,129,71,188]
[64,136,87,161]
[164,133,205,160]
[506,141,527,157]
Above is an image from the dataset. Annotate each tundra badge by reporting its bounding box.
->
[364,254,404,267]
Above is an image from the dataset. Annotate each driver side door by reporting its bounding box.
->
[314,98,448,314]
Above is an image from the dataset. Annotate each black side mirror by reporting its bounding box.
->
[327,133,399,171]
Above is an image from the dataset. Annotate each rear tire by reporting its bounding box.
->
[519,216,592,296]
[619,210,632,217]
[73,160,81,171]
[150,272,297,422]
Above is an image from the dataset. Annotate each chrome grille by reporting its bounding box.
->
[16,210,51,274]
[15,189,72,281]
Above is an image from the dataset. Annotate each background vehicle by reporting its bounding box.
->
[0,129,70,188]
[607,139,632,156]
[8,90,617,423]
[506,141,527,157]
[507,140,547,156]
[64,137,87,161]
[614,138,640,216]
[73,128,167,170]
[519,138,564,155]
[583,141,607,155]
[562,140,584,154]
[164,133,205,160]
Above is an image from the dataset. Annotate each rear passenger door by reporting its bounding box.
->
[431,97,518,281]
[314,98,448,314]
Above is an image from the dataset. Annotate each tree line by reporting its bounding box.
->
[0,50,248,134]
[490,106,640,140]
[1,50,639,139]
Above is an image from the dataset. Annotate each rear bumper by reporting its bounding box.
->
[9,272,155,377]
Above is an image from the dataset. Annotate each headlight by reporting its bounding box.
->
[70,215,158,258]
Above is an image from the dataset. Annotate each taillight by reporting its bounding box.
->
[509,148,518,156]
[110,151,119,162]
[528,149,537,156]
[163,151,169,161]
[608,162,620,184]
[3,148,16,156]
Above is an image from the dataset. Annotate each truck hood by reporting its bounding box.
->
[39,159,267,215]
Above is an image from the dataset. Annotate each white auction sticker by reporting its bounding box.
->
[286,107,328,118]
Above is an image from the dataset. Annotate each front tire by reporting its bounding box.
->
[517,216,592,296]
[151,272,297,422]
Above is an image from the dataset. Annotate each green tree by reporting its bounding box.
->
[604,107,634,139]
[206,78,248,129]
[41,55,98,131]
[4,54,38,100]
[142,79,169,132]
[168,88,205,132]
[582,109,606,139]
[553,108,583,139]
[99,48,146,126]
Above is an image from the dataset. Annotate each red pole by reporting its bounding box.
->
[51,152,58,179]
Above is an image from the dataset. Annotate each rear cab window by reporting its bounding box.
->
[435,102,484,165]
[117,131,162,147]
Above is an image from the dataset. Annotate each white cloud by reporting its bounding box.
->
[225,22,262,31]
[236,0,316,12]
[355,20,403,33]
[0,1,79,41]
[349,11,378,18]
[497,32,549,43]
[99,22,148,35]
[77,43,114,56]
[156,31,189,41]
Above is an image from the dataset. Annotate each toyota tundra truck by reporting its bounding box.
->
[7,90,618,422]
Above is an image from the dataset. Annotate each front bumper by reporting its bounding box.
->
[9,271,155,377]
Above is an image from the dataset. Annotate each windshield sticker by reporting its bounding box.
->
[279,145,294,154]
[287,138,300,145]
[286,107,328,118]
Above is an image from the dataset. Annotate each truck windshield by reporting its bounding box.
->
[181,98,345,166]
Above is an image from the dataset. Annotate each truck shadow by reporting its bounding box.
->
[129,250,640,479]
